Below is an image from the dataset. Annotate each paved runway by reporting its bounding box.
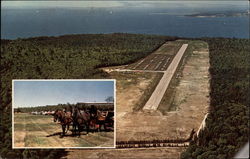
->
[143,44,188,110]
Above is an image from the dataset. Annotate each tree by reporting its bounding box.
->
[105,96,114,103]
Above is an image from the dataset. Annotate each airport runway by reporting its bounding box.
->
[143,44,188,110]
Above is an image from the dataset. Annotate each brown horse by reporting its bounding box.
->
[72,106,90,137]
[53,110,72,137]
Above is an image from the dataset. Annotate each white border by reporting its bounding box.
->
[12,79,116,149]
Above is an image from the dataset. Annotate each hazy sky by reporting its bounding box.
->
[2,1,248,9]
[13,80,115,108]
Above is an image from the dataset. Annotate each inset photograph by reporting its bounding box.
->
[12,80,115,148]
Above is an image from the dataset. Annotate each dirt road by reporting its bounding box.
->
[143,44,188,110]
[66,147,186,159]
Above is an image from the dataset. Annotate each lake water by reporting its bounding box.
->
[1,7,249,39]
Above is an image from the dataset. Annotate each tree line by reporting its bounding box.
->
[15,103,114,113]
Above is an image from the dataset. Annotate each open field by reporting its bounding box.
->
[14,113,114,148]
[66,40,210,158]
[126,54,172,71]
[125,41,183,71]
[154,41,183,55]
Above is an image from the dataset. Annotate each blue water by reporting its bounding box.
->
[1,7,249,39]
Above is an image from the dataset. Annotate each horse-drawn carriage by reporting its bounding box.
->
[53,106,114,137]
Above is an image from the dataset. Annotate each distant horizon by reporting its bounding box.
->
[2,1,249,39]
[15,101,115,109]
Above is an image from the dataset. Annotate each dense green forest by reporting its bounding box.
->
[0,33,175,158]
[181,38,249,159]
